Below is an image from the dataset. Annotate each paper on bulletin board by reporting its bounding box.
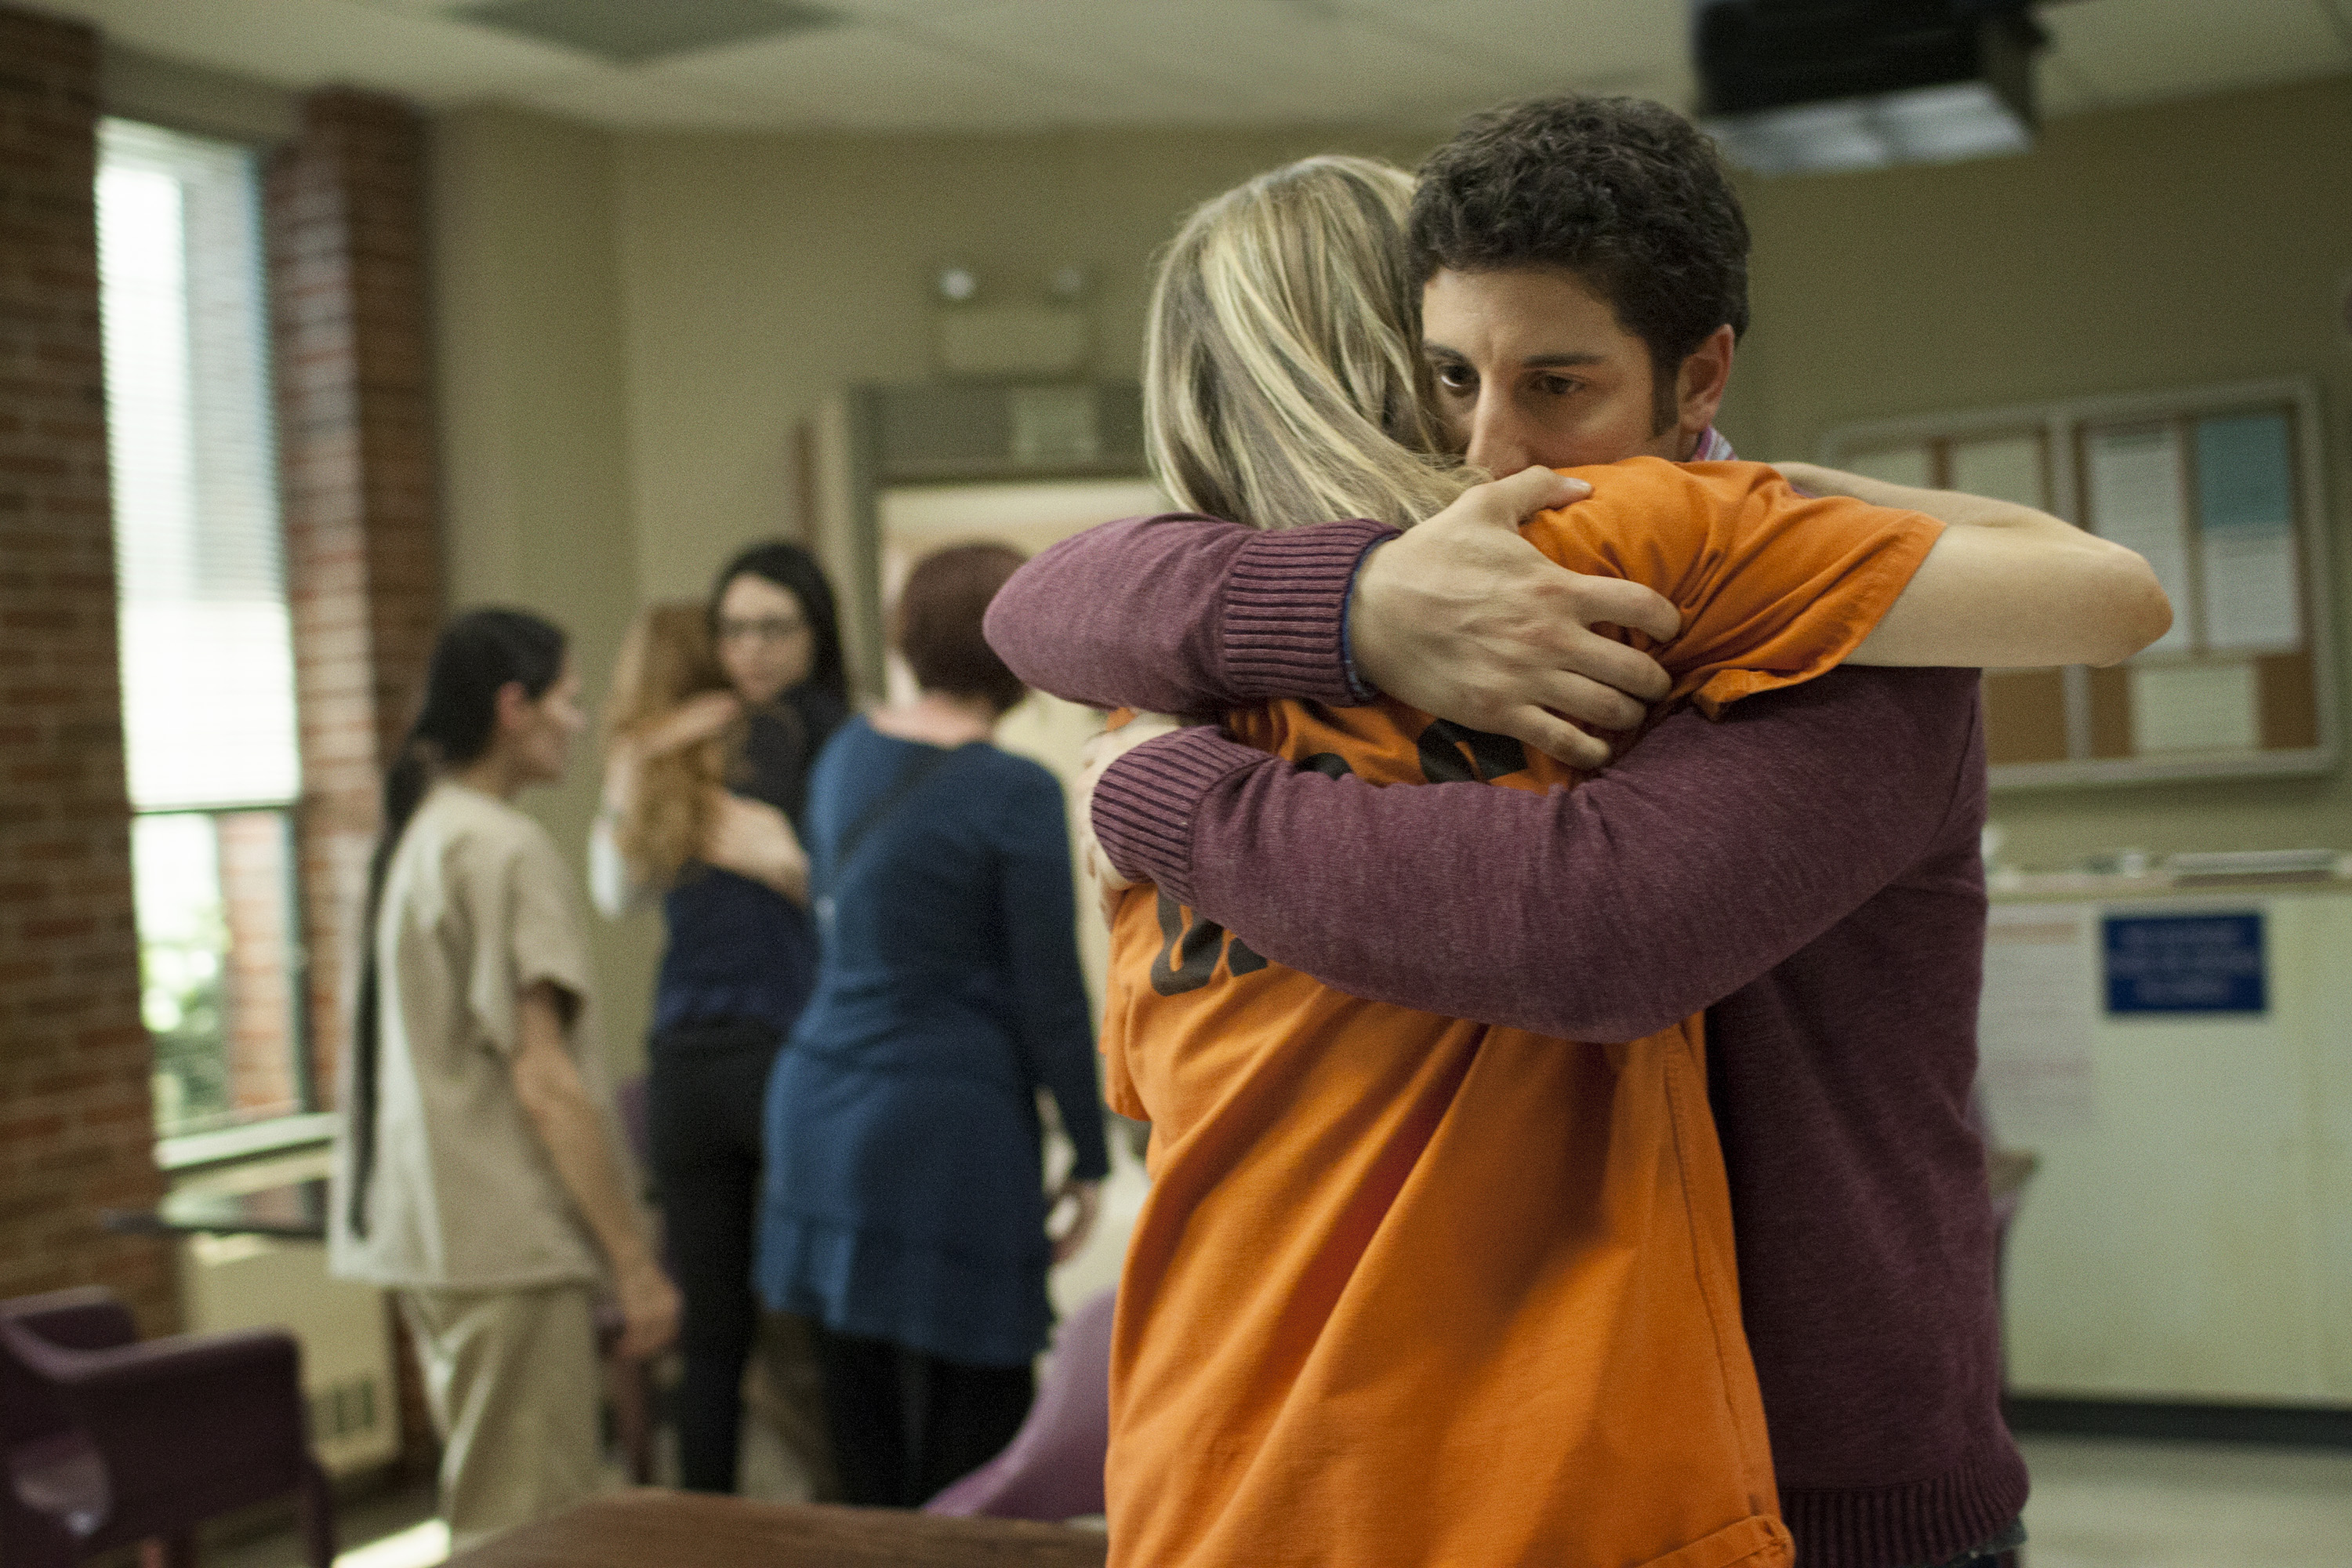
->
[2194,412,2300,653]
[2085,426,2192,655]
[1951,434,2045,508]
[2129,660,2259,753]
[1977,903,2098,1135]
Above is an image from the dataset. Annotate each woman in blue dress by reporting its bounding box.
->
[756,542,1109,1507]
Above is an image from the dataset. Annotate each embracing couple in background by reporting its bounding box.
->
[985,94,2169,1568]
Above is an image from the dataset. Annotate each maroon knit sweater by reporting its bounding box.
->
[983,514,2029,1568]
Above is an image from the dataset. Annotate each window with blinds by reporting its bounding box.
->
[98,119,313,1138]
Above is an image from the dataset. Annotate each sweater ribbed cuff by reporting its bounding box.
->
[1224,519,1398,706]
[1091,726,1269,913]
[1780,1440,2031,1568]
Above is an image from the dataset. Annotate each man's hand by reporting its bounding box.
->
[1075,712,1186,924]
[613,1256,683,1361]
[1349,466,1680,769]
[1047,1176,1103,1265]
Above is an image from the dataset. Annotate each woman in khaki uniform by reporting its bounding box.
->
[329,608,680,1551]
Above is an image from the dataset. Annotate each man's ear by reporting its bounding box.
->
[1675,325,1737,451]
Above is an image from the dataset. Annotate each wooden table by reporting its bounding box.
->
[445,1492,1109,1568]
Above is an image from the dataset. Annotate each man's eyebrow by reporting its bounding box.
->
[1420,343,1607,369]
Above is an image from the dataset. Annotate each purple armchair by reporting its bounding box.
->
[0,1287,335,1568]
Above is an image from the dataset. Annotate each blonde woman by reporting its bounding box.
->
[590,545,849,1499]
[1004,156,2163,1568]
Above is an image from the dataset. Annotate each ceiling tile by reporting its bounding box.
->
[647,21,1131,132]
[1340,0,1685,83]
[56,0,596,100]
[818,0,1022,17]
[880,0,1284,115]
[1329,0,1697,119]
[2042,0,2352,111]
[2033,50,2107,119]
[902,0,1499,122]
[347,0,506,13]
[456,0,844,66]
[500,72,787,130]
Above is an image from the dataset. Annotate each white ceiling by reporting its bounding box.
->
[34,0,2352,135]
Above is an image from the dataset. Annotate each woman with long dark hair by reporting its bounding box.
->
[329,608,677,1552]
[590,541,848,1497]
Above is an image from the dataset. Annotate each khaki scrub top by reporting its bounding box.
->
[329,780,630,1291]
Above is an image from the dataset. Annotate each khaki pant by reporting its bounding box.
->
[745,1310,841,1502]
[399,1283,601,1553]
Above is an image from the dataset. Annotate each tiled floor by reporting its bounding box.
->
[2015,1436,2352,1568]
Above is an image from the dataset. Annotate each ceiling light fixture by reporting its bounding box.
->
[1693,0,2052,176]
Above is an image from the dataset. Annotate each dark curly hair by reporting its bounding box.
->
[1410,96,1751,432]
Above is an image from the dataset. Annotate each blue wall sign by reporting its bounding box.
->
[2103,912,2267,1014]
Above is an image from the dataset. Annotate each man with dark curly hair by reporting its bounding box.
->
[1412,95,1753,460]
[989,96,2033,1568]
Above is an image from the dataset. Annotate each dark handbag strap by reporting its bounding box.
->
[814,743,960,906]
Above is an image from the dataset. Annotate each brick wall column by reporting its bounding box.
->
[216,811,301,1117]
[267,90,443,1107]
[0,5,172,1330]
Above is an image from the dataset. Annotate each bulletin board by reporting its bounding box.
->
[1823,378,2337,789]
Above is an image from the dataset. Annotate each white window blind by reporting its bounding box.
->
[98,118,300,811]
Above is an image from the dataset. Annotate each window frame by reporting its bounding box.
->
[99,115,322,1150]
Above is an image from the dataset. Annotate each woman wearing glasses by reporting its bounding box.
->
[592,541,848,1497]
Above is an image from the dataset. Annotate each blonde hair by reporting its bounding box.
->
[601,601,741,887]
[1145,155,1477,533]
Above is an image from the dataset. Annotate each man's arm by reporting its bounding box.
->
[1781,462,2172,669]
[984,510,1385,716]
[985,470,1677,768]
[510,982,681,1359]
[1094,666,1980,1042]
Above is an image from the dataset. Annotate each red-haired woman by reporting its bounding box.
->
[754,543,1109,1508]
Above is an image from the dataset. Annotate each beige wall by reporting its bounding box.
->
[608,122,1439,599]
[429,106,661,1075]
[1719,74,2352,870]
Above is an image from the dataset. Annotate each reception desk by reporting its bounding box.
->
[1984,875,2352,1410]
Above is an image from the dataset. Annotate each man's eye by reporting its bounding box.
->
[1536,376,1580,397]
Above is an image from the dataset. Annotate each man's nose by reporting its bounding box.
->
[1463,393,1534,475]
